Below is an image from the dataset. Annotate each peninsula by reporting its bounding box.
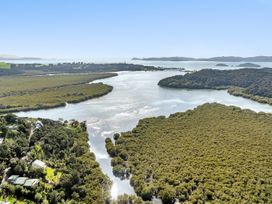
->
[158,68,272,105]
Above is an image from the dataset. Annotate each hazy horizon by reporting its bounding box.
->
[3,54,272,61]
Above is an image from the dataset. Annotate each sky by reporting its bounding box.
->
[1,0,272,59]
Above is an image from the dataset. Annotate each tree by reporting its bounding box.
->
[159,186,176,204]
[35,192,43,202]
[140,186,153,201]
[4,114,17,124]
[0,144,11,161]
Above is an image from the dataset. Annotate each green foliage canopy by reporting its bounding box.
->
[107,103,272,203]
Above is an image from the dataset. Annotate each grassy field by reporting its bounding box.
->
[0,73,116,113]
[0,62,10,69]
[107,103,272,203]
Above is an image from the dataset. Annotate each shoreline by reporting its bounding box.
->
[0,72,118,114]
[158,84,272,107]
[0,85,113,114]
[228,87,272,105]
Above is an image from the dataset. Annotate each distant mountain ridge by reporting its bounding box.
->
[132,56,272,62]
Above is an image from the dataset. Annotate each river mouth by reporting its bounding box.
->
[16,70,272,200]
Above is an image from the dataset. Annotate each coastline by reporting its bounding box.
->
[228,87,272,105]
[0,85,113,114]
[0,72,118,114]
[159,83,272,106]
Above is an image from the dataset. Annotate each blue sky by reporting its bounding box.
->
[1,0,272,59]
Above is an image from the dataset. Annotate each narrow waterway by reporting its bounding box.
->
[17,70,272,199]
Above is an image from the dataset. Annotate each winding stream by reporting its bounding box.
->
[16,70,272,199]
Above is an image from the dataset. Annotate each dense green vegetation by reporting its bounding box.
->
[0,114,111,203]
[0,73,116,113]
[107,103,272,203]
[158,68,272,105]
[0,63,163,76]
[113,194,152,204]
[0,62,10,69]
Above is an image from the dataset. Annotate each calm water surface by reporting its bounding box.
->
[17,70,272,199]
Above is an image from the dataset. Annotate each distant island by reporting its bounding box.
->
[132,56,272,62]
[215,63,228,67]
[158,68,272,105]
[132,57,196,61]
[237,63,261,67]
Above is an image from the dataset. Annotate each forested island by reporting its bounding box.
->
[158,68,272,105]
[0,114,111,203]
[0,62,163,76]
[0,73,117,113]
[237,63,261,67]
[106,103,272,203]
[132,56,272,62]
[215,63,228,67]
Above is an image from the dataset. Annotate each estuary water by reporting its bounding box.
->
[16,70,272,199]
